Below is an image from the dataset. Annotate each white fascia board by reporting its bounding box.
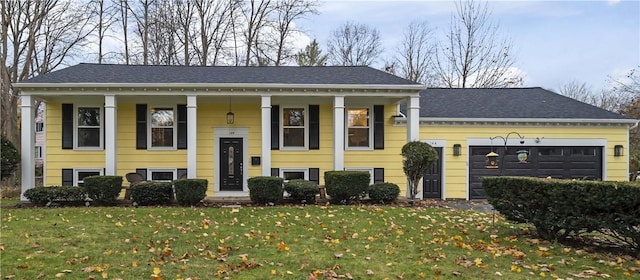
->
[392,117,638,126]
[15,82,425,93]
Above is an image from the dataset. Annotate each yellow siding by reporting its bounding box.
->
[421,125,630,199]
[345,105,406,189]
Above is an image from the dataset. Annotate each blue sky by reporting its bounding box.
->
[297,0,639,92]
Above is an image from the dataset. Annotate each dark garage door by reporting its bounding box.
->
[469,146,602,199]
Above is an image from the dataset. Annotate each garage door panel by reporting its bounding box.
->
[469,146,602,199]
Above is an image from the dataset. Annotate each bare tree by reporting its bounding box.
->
[114,0,130,64]
[392,21,437,85]
[239,0,273,66]
[296,39,327,66]
[128,0,154,65]
[1,0,93,142]
[327,21,382,66]
[89,0,118,63]
[174,0,195,65]
[435,0,521,88]
[193,0,237,65]
[269,0,318,66]
[560,80,632,112]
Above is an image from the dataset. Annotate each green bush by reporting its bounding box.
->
[324,171,370,204]
[83,176,123,205]
[24,186,86,206]
[368,182,400,203]
[284,179,318,204]
[484,177,640,253]
[174,179,208,206]
[130,181,173,206]
[248,176,284,205]
[1,135,19,180]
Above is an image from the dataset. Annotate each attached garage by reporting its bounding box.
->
[411,87,637,200]
[468,146,602,199]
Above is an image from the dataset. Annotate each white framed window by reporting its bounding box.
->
[281,106,307,149]
[35,146,43,159]
[74,168,104,186]
[149,106,176,149]
[75,106,103,149]
[35,122,44,132]
[280,168,308,182]
[147,169,177,182]
[345,168,374,185]
[346,107,372,149]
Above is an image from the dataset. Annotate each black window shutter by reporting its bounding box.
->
[309,105,320,150]
[62,168,73,186]
[135,168,147,180]
[177,168,187,179]
[374,168,384,184]
[62,104,73,149]
[271,105,279,150]
[309,168,320,184]
[177,104,187,149]
[271,168,280,177]
[373,105,384,149]
[136,104,147,149]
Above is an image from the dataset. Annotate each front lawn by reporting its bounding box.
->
[1,204,637,279]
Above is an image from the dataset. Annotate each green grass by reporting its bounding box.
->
[1,204,638,279]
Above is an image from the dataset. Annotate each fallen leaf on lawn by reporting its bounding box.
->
[334,253,343,258]
[366,269,374,275]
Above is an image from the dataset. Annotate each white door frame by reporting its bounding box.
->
[214,127,249,196]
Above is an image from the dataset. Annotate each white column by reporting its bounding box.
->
[20,95,35,201]
[333,95,345,170]
[407,95,420,142]
[261,95,271,176]
[104,94,117,175]
[187,95,198,178]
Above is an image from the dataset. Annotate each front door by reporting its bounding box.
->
[423,147,443,199]
[220,138,243,191]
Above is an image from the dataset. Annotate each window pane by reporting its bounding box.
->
[151,172,174,181]
[283,128,305,147]
[78,171,100,181]
[78,128,100,147]
[283,108,304,126]
[151,108,174,127]
[348,127,369,147]
[78,108,100,126]
[152,128,173,147]
[283,172,305,181]
[348,108,369,127]
[35,122,44,132]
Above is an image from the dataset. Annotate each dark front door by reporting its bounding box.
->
[423,147,443,199]
[220,138,243,191]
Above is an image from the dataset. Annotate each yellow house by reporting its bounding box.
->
[410,88,638,199]
[15,64,423,200]
[15,64,638,200]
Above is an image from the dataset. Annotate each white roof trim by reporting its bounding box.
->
[15,82,425,91]
[393,116,638,126]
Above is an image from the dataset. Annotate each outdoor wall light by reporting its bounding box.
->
[614,145,624,156]
[453,144,461,156]
[226,111,235,124]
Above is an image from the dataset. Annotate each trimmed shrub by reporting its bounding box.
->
[24,186,86,206]
[284,179,318,204]
[1,135,19,180]
[368,182,400,203]
[174,179,208,206]
[84,176,123,205]
[324,171,370,204]
[248,176,284,205]
[130,181,173,206]
[484,176,640,254]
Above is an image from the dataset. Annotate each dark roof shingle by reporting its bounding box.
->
[21,63,419,85]
[418,87,632,120]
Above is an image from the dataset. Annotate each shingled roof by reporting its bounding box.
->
[20,63,420,86]
[418,87,634,121]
